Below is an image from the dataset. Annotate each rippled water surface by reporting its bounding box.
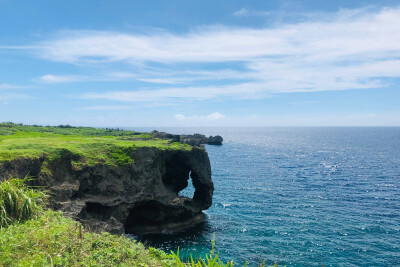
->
[130,127,400,266]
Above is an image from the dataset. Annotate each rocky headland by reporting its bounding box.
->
[151,131,223,146]
[0,123,223,235]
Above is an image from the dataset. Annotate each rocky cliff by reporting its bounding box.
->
[151,131,223,146]
[0,146,214,235]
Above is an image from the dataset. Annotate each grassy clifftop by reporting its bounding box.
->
[0,123,191,166]
[0,177,242,266]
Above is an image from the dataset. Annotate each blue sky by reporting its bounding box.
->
[1,0,400,127]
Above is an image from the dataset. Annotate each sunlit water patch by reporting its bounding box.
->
[129,127,400,266]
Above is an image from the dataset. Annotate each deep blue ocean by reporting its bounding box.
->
[129,127,400,266]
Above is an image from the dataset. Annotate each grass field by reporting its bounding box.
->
[0,123,191,166]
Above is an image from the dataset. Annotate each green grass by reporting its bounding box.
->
[0,209,173,266]
[0,176,46,229]
[0,177,171,266]
[0,123,191,166]
[0,177,279,267]
[0,209,254,267]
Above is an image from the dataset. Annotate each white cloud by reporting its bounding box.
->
[76,105,133,111]
[0,93,31,100]
[80,83,266,102]
[136,78,183,84]
[206,112,226,120]
[36,73,137,83]
[108,72,136,78]
[0,83,32,89]
[174,114,185,120]
[291,101,318,105]
[233,8,275,17]
[36,73,135,83]
[0,45,41,50]
[233,8,250,17]
[174,112,226,121]
[34,69,252,85]
[0,83,18,89]
[37,74,83,83]
[347,113,376,119]
[12,6,400,101]
[39,7,400,64]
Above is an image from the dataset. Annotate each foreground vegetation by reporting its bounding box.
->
[0,123,279,266]
[0,177,281,266]
[0,209,173,266]
[0,123,190,166]
[0,177,46,229]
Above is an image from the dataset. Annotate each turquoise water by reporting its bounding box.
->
[132,127,400,266]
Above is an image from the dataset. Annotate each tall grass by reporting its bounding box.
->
[0,210,172,266]
[0,177,281,266]
[170,234,282,266]
[171,248,235,267]
[0,177,172,266]
[0,176,46,228]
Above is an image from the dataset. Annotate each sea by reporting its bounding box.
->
[127,127,400,266]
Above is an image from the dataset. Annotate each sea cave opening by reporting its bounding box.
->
[179,171,195,199]
[162,153,198,200]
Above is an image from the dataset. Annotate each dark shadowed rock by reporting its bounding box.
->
[207,135,223,145]
[151,131,223,146]
[150,131,180,143]
[0,146,214,235]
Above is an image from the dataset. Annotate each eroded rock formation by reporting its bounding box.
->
[0,146,214,235]
[151,131,223,146]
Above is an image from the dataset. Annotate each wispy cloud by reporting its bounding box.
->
[0,83,33,89]
[233,8,274,17]
[38,7,400,63]
[36,74,85,83]
[35,73,137,83]
[76,105,133,111]
[174,112,226,121]
[80,82,267,102]
[233,8,250,17]
[291,101,318,105]
[0,93,32,100]
[0,45,41,50]
[11,6,400,102]
[347,113,376,119]
[35,69,252,85]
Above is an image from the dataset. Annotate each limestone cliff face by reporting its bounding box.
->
[0,146,213,235]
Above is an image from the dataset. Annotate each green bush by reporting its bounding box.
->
[0,176,46,228]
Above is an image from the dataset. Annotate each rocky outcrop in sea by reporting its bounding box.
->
[151,131,223,146]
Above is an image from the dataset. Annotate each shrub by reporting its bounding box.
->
[0,176,46,228]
